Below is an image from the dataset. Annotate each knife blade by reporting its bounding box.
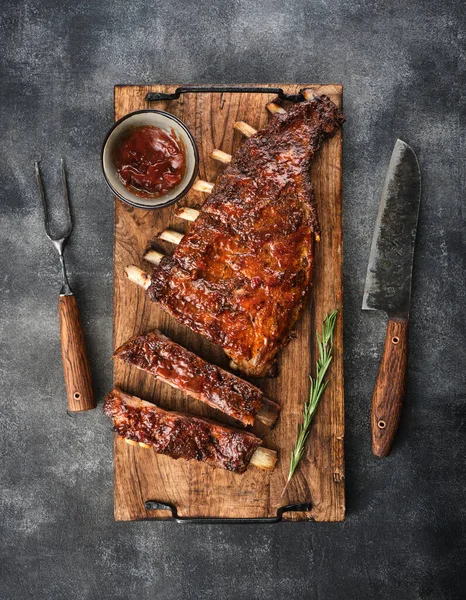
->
[363,139,421,457]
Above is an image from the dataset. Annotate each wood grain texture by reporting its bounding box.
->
[371,318,408,457]
[113,84,344,521]
[58,294,95,412]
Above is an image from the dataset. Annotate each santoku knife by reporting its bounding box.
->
[363,139,421,457]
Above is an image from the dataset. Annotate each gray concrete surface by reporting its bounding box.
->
[1,1,465,598]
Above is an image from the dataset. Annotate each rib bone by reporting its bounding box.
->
[124,438,138,446]
[266,102,286,115]
[256,400,281,428]
[234,121,257,137]
[193,180,214,193]
[250,447,277,470]
[144,249,164,265]
[210,149,232,164]
[125,266,151,290]
[176,206,200,221]
[159,229,184,245]
[301,88,316,101]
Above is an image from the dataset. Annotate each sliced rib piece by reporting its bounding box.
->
[145,94,344,377]
[113,331,280,427]
[104,388,276,473]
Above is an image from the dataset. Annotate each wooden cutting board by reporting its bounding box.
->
[112,84,344,522]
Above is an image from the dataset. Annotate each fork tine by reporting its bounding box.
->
[35,160,73,242]
[35,161,53,239]
[60,159,73,238]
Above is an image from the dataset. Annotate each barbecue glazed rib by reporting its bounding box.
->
[113,330,280,427]
[146,94,344,377]
[104,388,276,473]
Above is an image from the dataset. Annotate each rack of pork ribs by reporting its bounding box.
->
[105,90,344,474]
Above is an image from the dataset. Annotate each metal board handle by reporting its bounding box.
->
[145,500,312,524]
[146,86,306,103]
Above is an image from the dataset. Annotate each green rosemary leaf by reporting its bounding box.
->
[282,310,338,495]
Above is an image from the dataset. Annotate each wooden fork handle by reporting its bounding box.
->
[371,318,408,457]
[58,294,95,412]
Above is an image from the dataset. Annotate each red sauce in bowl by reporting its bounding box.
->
[116,126,185,197]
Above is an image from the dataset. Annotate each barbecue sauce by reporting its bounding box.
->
[116,126,185,197]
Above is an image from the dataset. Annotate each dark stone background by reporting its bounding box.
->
[1,1,464,598]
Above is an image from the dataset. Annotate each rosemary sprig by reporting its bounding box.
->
[282,309,338,496]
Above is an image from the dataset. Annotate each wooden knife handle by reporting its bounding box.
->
[371,318,408,457]
[58,294,95,412]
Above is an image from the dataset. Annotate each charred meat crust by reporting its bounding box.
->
[104,388,262,473]
[147,95,344,377]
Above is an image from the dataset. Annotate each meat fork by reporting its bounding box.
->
[35,159,95,412]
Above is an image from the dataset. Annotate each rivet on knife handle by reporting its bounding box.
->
[371,318,408,457]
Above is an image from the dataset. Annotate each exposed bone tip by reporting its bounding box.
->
[176,206,200,222]
[193,180,215,193]
[266,102,286,115]
[124,265,151,290]
[301,88,316,101]
[144,249,164,265]
[124,438,138,446]
[256,398,280,427]
[210,149,232,164]
[158,229,184,245]
[250,446,277,470]
[234,121,257,138]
